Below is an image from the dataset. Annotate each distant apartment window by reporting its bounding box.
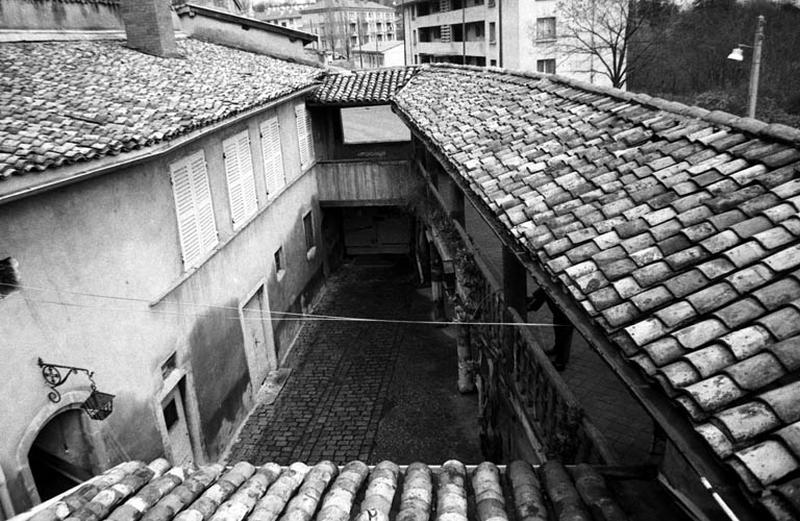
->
[169,151,218,269]
[413,29,417,44]
[223,130,258,229]
[537,59,556,74]
[303,211,315,252]
[536,17,556,41]
[490,59,497,66]
[488,0,495,6]
[414,54,419,64]
[341,105,411,144]
[295,103,315,169]
[260,115,285,197]
[411,5,416,19]
[489,22,496,43]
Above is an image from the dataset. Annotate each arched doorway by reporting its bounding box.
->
[27,409,95,501]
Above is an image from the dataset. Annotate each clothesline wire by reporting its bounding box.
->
[11,283,570,328]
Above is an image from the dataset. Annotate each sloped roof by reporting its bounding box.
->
[310,67,418,105]
[20,459,631,521]
[393,64,800,519]
[0,38,321,180]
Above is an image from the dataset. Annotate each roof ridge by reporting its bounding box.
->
[427,63,800,147]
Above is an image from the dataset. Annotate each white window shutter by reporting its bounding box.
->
[237,132,258,220]
[170,151,217,269]
[170,159,202,268]
[224,131,258,228]
[260,116,285,197]
[189,152,218,257]
[304,105,315,164]
[295,103,314,169]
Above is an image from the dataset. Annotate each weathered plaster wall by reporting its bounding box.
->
[0,0,123,31]
[0,96,323,511]
[177,11,313,62]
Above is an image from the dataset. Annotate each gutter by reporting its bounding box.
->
[0,86,317,207]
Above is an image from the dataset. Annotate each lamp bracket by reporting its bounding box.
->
[37,357,97,403]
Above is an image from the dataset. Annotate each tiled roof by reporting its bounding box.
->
[0,38,321,180]
[393,64,800,519]
[310,67,418,106]
[22,459,631,521]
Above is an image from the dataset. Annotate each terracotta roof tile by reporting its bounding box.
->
[17,459,635,521]
[0,39,321,180]
[392,65,800,511]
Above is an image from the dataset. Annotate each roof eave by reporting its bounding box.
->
[0,85,318,206]
[391,102,764,521]
[177,3,317,44]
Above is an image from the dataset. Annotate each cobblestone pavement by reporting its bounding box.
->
[226,258,482,465]
[465,203,653,466]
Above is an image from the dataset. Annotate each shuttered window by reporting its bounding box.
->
[260,116,285,197]
[295,103,315,169]
[223,131,258,229]
[170,151,218,270]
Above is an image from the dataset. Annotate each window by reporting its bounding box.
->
[536,17,556,41]
[223,130,258,229]
[260,116,285,197]
[274,246,284,276]
[489,22,496,43]
[490,59,497,66]
[295,103,315,169]
[169,151,218,269]
[303,211,315,252]
[413,29,417,44]
[537,59,556,74]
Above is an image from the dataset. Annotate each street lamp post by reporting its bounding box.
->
[727,15,765,119]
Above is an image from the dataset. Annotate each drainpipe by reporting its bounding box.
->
[497,0,502,67]
[0,465,15,521]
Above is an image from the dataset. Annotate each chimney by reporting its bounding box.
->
[121,0,180,57]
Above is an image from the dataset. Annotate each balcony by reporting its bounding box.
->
[416,40,487,56]
[413,5,489,27]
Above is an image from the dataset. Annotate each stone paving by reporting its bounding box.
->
[226,258,482,465]
[465,203,654,466]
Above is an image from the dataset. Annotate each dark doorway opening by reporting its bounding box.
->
[28,409,95,501]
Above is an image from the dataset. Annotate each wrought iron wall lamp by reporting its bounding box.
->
[37,358,115,420]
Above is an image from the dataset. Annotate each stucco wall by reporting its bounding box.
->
[0,96,323,512]
[0,0,123,31]
[177,11,312,62]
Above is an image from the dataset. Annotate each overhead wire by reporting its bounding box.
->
[12,283,571,328]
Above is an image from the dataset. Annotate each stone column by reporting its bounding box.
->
[502,246,526,315]
[454,305,475,393]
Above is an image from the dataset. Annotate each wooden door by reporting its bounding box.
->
[241,286,277,390]
[162,387,193,466]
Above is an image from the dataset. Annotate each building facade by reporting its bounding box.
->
[301,0,397,59]
[400,0,612,85]
[0,0,323,513]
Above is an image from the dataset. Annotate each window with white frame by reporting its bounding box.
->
[222,130,258,229]
[260,116,286,197]
[169,151,218,269]
[295,103,315,169]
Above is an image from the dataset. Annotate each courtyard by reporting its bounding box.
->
[225,257,482,464]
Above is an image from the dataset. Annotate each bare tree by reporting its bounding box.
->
[550,0,674,88]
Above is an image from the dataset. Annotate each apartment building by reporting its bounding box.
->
[400,0,611,84]
[301,0,398,58]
